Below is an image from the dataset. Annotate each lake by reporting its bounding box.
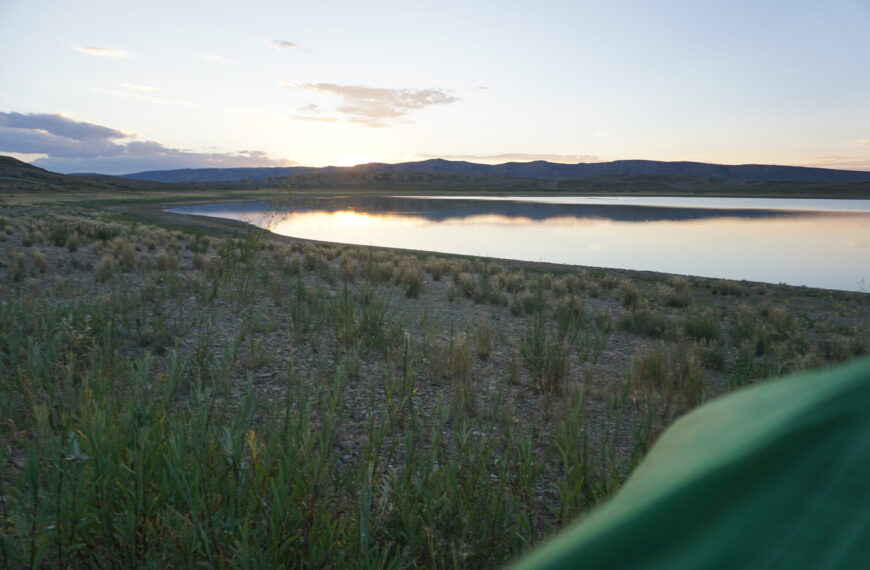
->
[168,195,870,292]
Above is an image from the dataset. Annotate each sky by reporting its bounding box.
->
[1,0,869,174]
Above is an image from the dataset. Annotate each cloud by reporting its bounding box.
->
[292,115,340,124]
[418,153,601,164]
[271,39,300,50]
[0,112,293,174]
[291,104,342,125]
[3,152,48,162]
[283,82,458,127]
[859,139,870,146]
[120,83,159,92]
[74,45,127,57]
[0,112,129,146]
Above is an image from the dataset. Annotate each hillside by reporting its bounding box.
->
[121,166,304,183]
[0,156,151,193]
[195,169,870,198]
[363,159,870,183]
[120,158,870,184]
[4,154,868,198]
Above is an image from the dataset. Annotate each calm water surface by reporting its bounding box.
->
[169,195,870,291]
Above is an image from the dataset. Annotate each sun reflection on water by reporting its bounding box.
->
[170,198,870,291]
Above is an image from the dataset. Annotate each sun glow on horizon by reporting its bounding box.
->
[328,155,378,167]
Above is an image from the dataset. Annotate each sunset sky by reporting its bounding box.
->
[1,0,869,174]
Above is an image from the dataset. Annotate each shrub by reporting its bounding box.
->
[303,245,325,271]
[631,348,668,393]
[510,290,546,316]
[456,272,477,299]
[620,302,670,338]
[278,251,302,275]
[446,283,459,302]
[620,281,641,309]
[190,234,210,253]
[683,307,721,341]
[656,283,689,308]
[6,250,25,281]
[474,315,493,359]
[451,331,474,379]
[49,223,69,246]
[503,271,526,293]
[425,257,446,281]
[32,249,48,273]
[521,314,571,394]
[730,303,757,345]
[203,255,222,281]
[598,273,620,290]
[156,250,179,271]
[711,279,744,296]
[112,237,136,271]
[556,294,585,339]
[397,258,423,298]
[631,345,704,414]
[94,253,116,282]
[762,305,796,340]
[697,341,726,370]
[339,254,359,283]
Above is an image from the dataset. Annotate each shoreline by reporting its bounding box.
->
[155,194,869,294]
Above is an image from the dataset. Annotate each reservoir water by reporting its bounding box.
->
[168,195,870,292]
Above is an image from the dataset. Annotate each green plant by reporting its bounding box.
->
[474,314,493,359]
[521,313,571,394]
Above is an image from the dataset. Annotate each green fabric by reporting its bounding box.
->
[512,357,870,569]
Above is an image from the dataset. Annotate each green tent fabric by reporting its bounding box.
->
[512,356,870,569]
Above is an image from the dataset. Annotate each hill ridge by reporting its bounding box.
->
[120,158,870,184]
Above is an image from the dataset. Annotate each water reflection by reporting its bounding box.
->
[168,196,870,291]
[178,195,847,224]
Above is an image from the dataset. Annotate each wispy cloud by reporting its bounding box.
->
[120,83,159,92]
[74,45,127,57]
[418,153,601,164]
[282,82,459,127]
[0,112,293,174]
[293,115,340,124]
[271,39,300,50]
[859,139,870,146]
[292,103,342,124]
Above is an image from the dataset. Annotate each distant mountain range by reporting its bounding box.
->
[1,155,868,198]
[121,159,870,184]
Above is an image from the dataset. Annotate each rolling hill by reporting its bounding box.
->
[121,158,870,184]
[2,155,868,198]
